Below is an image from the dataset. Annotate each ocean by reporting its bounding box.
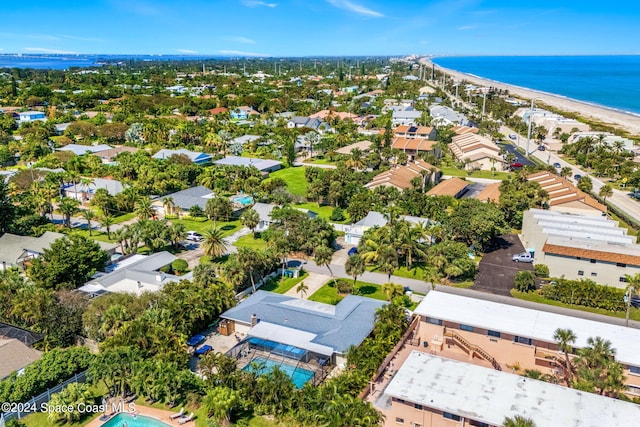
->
[0,54,226,70]
[431,55,640,115]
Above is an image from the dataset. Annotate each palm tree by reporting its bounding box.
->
[81,209,96,236]
[296,281,309,298]
[134,196,155,220]
[345,253,365,288]
[598,184,613,207]
[236,247,264,293]
[624,273,640,326]
[240,208,260,237]
[162,196,176,218]
[503,415,536,427]
[99,214,115,240]
[203,227,228,259]
[59,197,80,228]
[553,328,577,386]
[314,245,336,285]
[560,166,572,179]
[167,223,187,250]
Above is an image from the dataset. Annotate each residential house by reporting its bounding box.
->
[378,351,640,427]
[213,156,282,173]
[287,116,330,133]
[412,290,640,398]
[345,211,432,245]
[426,177,470,198]
[521,208,640,287]
[450,125,479,136]
[63,177,125,202]
[0,231,117,271]
[152,148,212,165]
[527,171,605,215]
[336,140,373,155]
[571,131,635,151]
[393,125,437,140]
[391,108,423,126]
[79,252,189,296]
[54,122,71,135]
[449,133,504,171]
[151,185,214,216]
[59,143,113,156]
[365,160,441,192]
[476,182,502,203]
[230,135,262,147]
[208,107,228,116]
[390,137,438,160]
[15,111,47,125]
[220,290,386,366]
[518,108,589,138]
[429,105,473,127]
[91,146,139,164]
[309,110,357,122]
[230,106,259,120]
[252,202,317,233]
[0,322,43,379]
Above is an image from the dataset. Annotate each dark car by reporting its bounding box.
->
[187,334,205,347]
[553,162,561,169]
[574,174,582,181]
[347,247,358,256]
[538,145,546,151]
[194,344,213,357]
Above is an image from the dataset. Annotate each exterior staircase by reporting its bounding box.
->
[444,329,502,371]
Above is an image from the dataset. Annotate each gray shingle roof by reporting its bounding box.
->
[152,148,211,163]
[161,185,214,210]
[212,156,282,172]
[221,290,386,354]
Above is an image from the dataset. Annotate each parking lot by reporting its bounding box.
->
[472,234,534,296]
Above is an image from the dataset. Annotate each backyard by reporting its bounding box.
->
[264,166,308,196]
[308,279,387,305]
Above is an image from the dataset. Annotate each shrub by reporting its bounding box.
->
[514,271,536,292]
[172,259,188,274]
[330,207,346,222]
[189,205,205,218]
[540,279,626,311]
[534,264,550,278]
[336,279,353,294]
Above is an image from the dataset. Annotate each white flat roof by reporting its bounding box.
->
[415,291,640,366]
[384,351,640,427]
[248,321,333,356]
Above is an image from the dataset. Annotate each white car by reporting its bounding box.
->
[512,252,534,263]
[186,231,203,242]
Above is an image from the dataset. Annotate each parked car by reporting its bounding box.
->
[512,252,534,263]
[187,334,205,346]
[347,247,358,256]
[509,133,517,140]
[553,162,561,169]
[194,344,213,357]
[510,162,524,170]
[574,174,582,181]
[186,231,203,242]
[538,145,546,151]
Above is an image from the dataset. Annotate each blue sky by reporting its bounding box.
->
[0,0,637,56]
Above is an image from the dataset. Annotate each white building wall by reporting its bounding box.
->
[540,253,640,288]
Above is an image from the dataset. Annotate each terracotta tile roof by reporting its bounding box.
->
[451,125,479,135]
[426,177,469,197]
[476,182,502,203]
[542,243,640,266]
[391,137,436,152]
[527,171,606,212]
[209,107,228,115]
[449,133,502,163]
[336,140,373,154]
[366,160,440,190]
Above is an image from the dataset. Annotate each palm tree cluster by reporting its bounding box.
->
[560,134,635,180]
[112,220,186,255]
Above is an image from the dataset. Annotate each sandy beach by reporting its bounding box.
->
[421,57,640,137]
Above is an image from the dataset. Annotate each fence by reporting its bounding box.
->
[0,370,88,424]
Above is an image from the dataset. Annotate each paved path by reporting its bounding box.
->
[283,271,331,299]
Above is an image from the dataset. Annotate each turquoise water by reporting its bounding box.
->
[231,195,253,205]
[432,55,640,115]
[242,356,314,388]
[100,413,171,427]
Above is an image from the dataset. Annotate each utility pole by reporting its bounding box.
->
[526,98,534,157]
[481,91,487,119]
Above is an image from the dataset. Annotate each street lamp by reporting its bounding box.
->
[525,98,536,157]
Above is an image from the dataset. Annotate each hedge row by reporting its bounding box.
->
[541,279,626,311]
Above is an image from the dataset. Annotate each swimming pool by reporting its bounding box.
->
[242,356,315,388]
[230,195,253,205]
[101,413,171,427]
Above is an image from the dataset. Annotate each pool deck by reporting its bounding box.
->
[85,402,190,427]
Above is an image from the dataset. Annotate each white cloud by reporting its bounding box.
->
[177,49,198,54]
[219,50,270,57]
[457,25,477,30]
[224,36,256,44]
[242,0,277,7]
[60,34,105,42]
[326,0,383,17]
[24,47,79,54]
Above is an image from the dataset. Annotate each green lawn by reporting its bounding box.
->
[511,290,640,321]
[261,271,309,294]
[308,279,387,305]
[68,229,118,243]
[112,212,137,224]
[171,218,241,237]
[440,165,510,180]
[303,156,338,165]
[234,233,268,250]
[265,166,308,196]
[293,202,350,223]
